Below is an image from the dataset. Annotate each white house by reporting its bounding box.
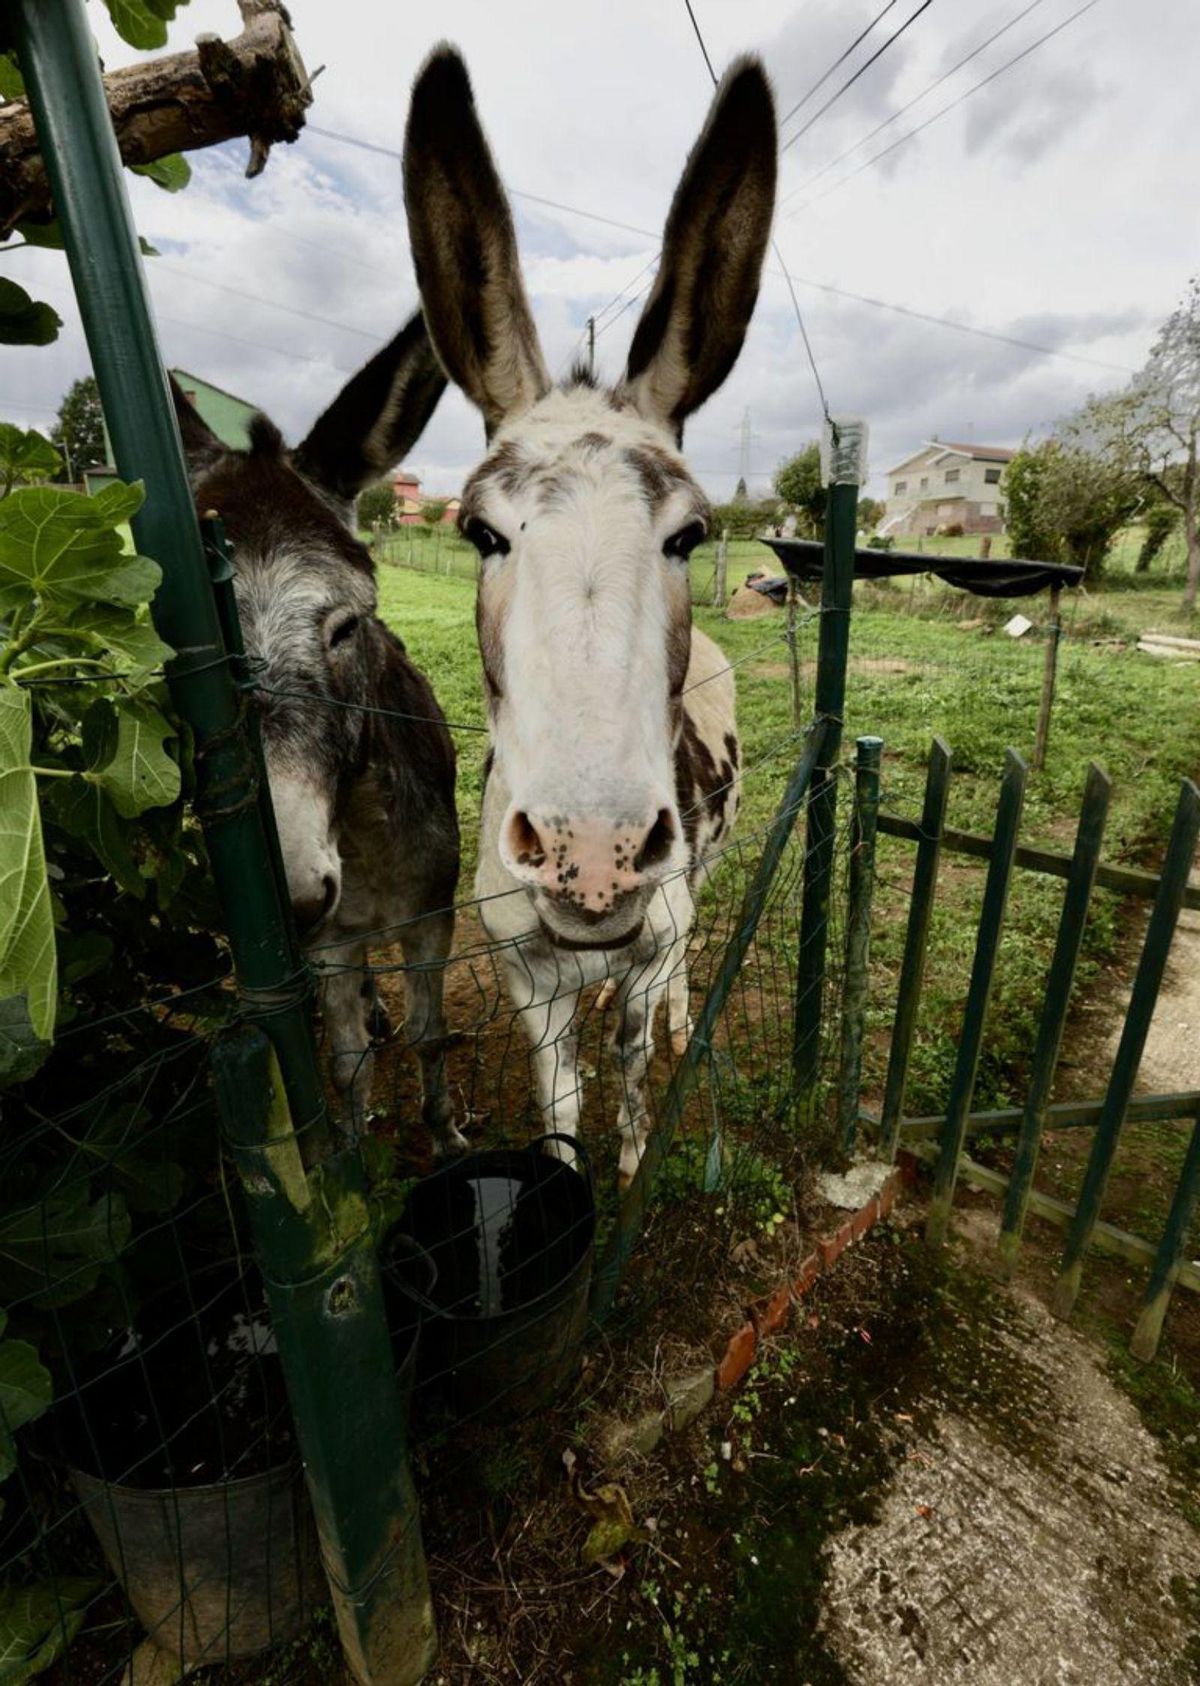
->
[883,441,1015,537]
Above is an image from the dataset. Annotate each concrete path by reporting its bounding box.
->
[819,1246,1197,1684]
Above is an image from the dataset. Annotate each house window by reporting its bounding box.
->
[984,466,1002,484]
[894,480,907,495]
[945,468,960,484]
[920,476,929,489]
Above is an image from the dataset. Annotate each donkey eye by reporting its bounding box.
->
[664,520,707,561]
[464,517,510,559]
[328,614,360,648]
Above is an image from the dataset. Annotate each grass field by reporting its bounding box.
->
[376,542,1199,1135]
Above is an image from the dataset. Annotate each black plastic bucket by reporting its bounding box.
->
[53,1262,321,1662]
[391,1134,595,1423]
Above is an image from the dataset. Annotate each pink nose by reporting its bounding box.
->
[502,807,678,913]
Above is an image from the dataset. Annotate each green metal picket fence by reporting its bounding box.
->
[863,742,1200,1360]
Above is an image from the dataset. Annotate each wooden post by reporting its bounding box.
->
[713,528,728,608]
[1032,584,1062,771]
[1130,1115,1200,1360]
[786,574,802,731]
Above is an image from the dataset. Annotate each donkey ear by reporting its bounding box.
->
[292,309,447,502]
[170,374,224,480]
[621,58,776,432]
[403,45,549,437]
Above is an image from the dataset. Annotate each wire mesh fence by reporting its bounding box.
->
[0,588,856,1683]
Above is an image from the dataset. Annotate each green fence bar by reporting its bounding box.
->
[215,1031,437,1683]
[879,737,951,1158]
[12,0,329,1152]
[794,417,865,1093]
[1053,778,1200,1319]
[592,715,829,1319]
[899,1089,1200,1143]
[926,749,1028,1244]
[997,764,1111,1272]
[837,736,883,1154]
[1129,1114,1200,1361]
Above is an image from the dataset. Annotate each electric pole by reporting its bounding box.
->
[586,315,596,381]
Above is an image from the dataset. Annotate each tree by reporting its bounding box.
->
[420,498,449,526]
[733,475,748,502]
[1004,439,1136,579]
[773,442,825,537]
[358,480,397,531]
[1136,490,1179,573]
[711,498,777,540]
[0,422,60,496]
[51,376,105,480]
[857,495,885,532]
[1071,278,1200,611]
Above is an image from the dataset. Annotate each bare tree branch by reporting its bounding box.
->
[0,0,313,239]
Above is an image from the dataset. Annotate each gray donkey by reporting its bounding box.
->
[172,313,465,1152]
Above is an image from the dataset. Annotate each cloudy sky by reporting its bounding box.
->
[4,0,1197,496]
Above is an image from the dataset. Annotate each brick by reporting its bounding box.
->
[850,1196,879,1242]
[793,1251,822,1296]
[818,1227,848,1270]
[878,1172,899,1219]
[717,1321,757,1391]
[759,1283,792,1333]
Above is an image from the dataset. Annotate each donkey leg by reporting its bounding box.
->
[399,909,465,1157]
[321,945,375,1127]
[503,952,584,1162]
[667,956,693,1057]
[611,959,675,1190]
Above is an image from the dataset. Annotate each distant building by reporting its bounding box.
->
[883,441,1015,537]
[391,469,423,525]
[87,367,259,495]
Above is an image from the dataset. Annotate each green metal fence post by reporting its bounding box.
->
[794,417,866,1096]
[837,736,883,1154]
[997,764,1110,1272]
[592,716,829,1319]
[11,0,328,1152]
[1129,1113,1200,1362]
[14,7,436,1678]
[878,737,951,1159]
[1052,778,1200,1319]
[926,749,1028,1245]
[214,1030,437,1683]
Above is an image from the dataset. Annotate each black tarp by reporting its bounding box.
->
[760,538,1082,599]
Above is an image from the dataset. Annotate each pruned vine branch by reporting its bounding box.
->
[0,0,314,238]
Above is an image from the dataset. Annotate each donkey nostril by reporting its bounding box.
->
[293,875,338,936]
[508,810,547,868]
[634,809,676,874]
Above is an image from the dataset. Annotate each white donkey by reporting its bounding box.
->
[403,47,776,1184]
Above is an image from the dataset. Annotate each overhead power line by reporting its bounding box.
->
[777,1,902,130]
[779,0,1050,210]
[780,0,938,156]
[785,0,1107,216]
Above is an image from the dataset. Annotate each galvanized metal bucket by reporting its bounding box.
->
[391,1134,595,1423]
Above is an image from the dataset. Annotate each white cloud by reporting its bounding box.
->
[6,0,1197,498]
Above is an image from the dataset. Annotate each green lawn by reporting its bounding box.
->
[376,551,1200,1128]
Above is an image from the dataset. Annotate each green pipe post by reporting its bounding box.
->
[997,764,1110,1273]
[15,7,435,1678]
[794,417,866,1095]
[12,0,327,1152]
[926,749,1027,1245]
[592,716,829,1320]
[1129,1114,1200,1361]
[836,736,883,1154]
[214,1031,437,1683]
[878,737,951,1159]
[1052,778,1200,1319]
